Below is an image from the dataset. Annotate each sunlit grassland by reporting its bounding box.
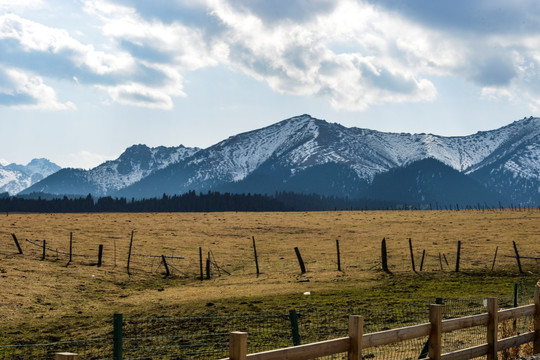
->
[0,209,538,344]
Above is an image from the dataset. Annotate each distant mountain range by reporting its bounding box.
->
[0,159,60,195]
[10,114,540,207]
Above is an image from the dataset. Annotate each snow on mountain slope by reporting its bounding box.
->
[21,145,200,196]
[180,115,320,187]
[19,114,540,205]
[88,145,200,194]
[0,159,61,195]
[118,114,540,202]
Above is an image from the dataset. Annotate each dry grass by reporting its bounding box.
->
[0,209,538,344]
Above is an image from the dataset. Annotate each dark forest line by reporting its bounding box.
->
[0,191,401,213]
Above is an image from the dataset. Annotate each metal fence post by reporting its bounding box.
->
[113,313,123,360]
[289,310,301,346]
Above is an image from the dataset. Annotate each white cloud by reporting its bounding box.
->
[2,0,540,113]
[0,67,75,110]
[208,0,439,110]
[0,0,43,12]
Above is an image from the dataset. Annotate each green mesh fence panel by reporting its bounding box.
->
[122,313,291,359]
[0,338,112,360]
[3,282,538,360]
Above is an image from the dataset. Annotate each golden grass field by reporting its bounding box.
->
[0,209,539,344]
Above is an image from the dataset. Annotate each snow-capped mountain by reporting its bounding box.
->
[21,115,540,206]
[20,144,200,196]
[114,115,540,205]
[0,158,61,195]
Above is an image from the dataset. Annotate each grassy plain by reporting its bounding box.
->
[0,209,539,344]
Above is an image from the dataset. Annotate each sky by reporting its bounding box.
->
[1,0,539,169]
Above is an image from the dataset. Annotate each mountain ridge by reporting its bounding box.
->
[0,158,61,195]
[19,115,540,206]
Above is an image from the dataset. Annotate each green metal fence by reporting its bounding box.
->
[1,282,537,360]
[0,338,111,360]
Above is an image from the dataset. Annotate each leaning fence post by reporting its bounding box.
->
[487,297,498,360]
[127,231,134,275]
[428,304,442,360]
[491,246,498,271]
[252,236,260,277]
[420,249,426,271]
[289,309,301,346]
[409,238,416,272]
[348,315,363,360]
[161,255,170,277]
[534,287,540,354]
[11,234,23,254]
[113,313,123,360]
[294,247,306,274]
[229,332,248,360]
[512,241,523,274]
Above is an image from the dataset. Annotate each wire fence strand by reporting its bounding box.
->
[1,282,537,360]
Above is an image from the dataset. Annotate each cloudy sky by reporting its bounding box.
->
[1,0,539,169]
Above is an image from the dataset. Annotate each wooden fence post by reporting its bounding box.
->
[348,315,363,360]
[127,231,134,275]
[206,252,211,280]
[534,287,540,354]
[252,236,260,277]
[55,353,78,359]
[438,253,443,271]
[294,247,306,274]
[199,247,203,281]
[381,238,389,273]
[42,240,46,260]
[336,239,342,272]
[455,241,461,272]
[161,255,170,277]
[69,232,73,263]
[491,246,498,271]
[97,244,103,267]
[11,234,23,254]
[420,250,426,271]
[229,332,248,360]
[428,304,442,360]
[512,241,523,274]
[409,238,416,272]
[487,297,498,360]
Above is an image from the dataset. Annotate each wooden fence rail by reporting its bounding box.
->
[222,289,540,360]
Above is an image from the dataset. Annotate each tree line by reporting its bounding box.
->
[0,191,399,213]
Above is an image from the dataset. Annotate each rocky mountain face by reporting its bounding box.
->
[18,115,540,206]
[0,158,61,195]
[20,144,200,197]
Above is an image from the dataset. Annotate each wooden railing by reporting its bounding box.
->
[223,290,540,360]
